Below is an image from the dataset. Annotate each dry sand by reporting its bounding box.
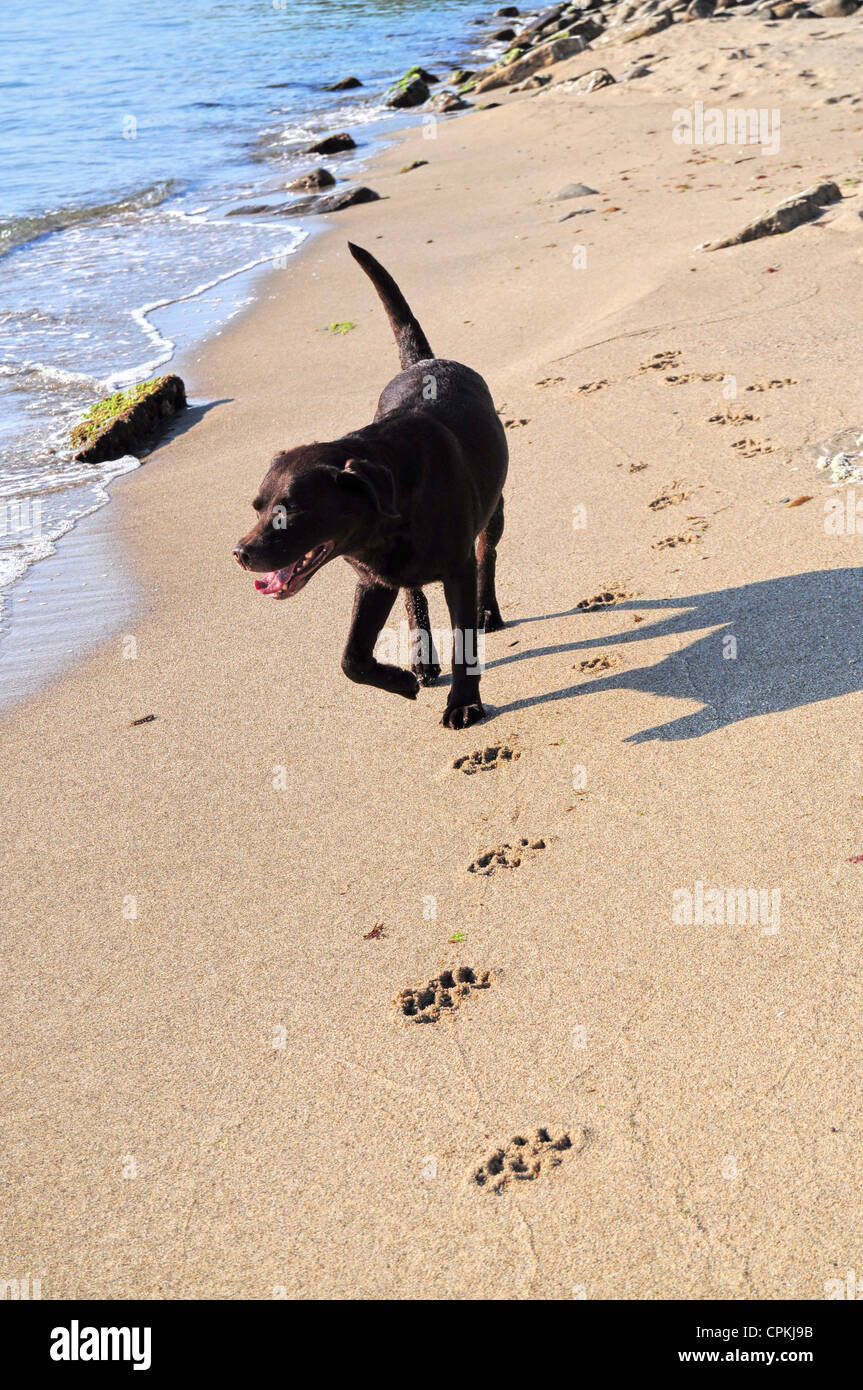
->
[3,16,863,1299]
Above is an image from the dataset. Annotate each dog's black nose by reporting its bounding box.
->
[233,545,250,569]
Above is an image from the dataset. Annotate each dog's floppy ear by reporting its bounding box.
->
[337,457,400,519]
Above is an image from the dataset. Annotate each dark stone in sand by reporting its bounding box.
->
[811,0,859,12]
[510,72,553,90]
[305,131,356,155]
[71,376,186,464]
[449,68,475,85]
[561,66,615,93]
[686,0,715,15]
[225,203,276,216]
[285,186,381,216]
[547,181,600,200]
[387,75,431,108]
[287,166,336,191]
[594,11,673,44]
[521,3,567,31]
[399,160,429,173]
[699,181,842,251]
[432,91,471,112]
[567,16,606,40]
[475,35,588,91]
[324,76,363,90]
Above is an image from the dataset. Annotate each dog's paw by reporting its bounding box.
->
[412,658,441,687]
[478,607,505,634]
[393,668,420,701]
[442,699,486,730]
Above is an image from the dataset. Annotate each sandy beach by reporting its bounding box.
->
[4,10,863,1300]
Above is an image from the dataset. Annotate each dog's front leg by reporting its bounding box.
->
[441,556,486,729]
[341,581,419,700]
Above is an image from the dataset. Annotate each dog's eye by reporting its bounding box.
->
[252,497,264,512]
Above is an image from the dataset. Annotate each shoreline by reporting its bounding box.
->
[4,11,863,1299]
[0,2,505,701]
[0,34,496,712]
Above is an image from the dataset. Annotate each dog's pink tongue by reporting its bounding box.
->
[254,571,285,596]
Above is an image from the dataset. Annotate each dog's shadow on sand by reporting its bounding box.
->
[485,567,863,741]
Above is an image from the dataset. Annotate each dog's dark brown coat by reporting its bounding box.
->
[234,242,508,728]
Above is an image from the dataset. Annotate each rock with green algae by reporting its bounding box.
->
[70,376,186,463]
[387,74,430,108]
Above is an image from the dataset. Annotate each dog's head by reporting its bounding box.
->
[233,444,399,599]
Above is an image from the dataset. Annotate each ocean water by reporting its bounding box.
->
[0,0,504,632]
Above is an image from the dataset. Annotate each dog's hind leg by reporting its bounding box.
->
[442,555,485,729]
[342,582,419,700]
[476,495,505,633]
[404,588,440,687]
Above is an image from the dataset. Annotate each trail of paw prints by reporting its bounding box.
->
[395,966,492,1024]
[637,352,796,398]
[468,838,546,875]
[471,1127,586,1194]
[453,740,520,775]
[575,379,610,395]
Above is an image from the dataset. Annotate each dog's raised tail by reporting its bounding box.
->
[348,242,433,370]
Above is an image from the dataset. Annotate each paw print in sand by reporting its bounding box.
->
[648,482,690,511]
[395,966,492,1023]
[576,587,635,611]
[453,741,520,775]
[468,838,545,874]
[577,653,621,675]
[471,1128,577,1193]
[639,349,681,372]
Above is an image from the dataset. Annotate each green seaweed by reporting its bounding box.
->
[69,377,166,449]
[393,65,429,90]
[326,321,356,335]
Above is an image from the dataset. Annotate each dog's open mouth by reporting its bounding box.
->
[253,542,335,599]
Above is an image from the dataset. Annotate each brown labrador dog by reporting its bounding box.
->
[233,242,507,728]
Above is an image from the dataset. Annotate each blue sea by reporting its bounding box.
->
[0,0,505,627]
